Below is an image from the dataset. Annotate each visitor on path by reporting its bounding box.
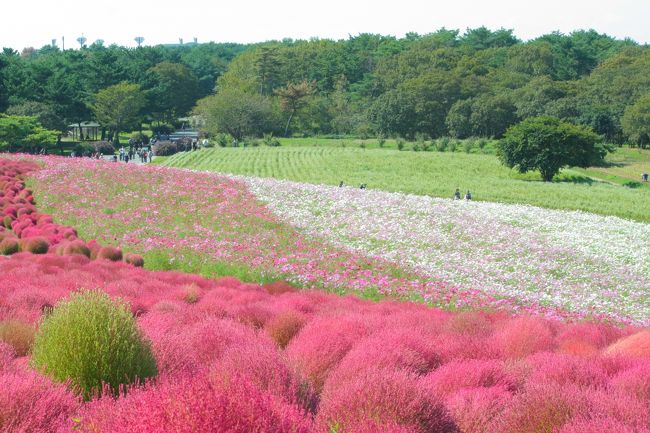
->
[125,154,129,163]
[642,172,649,182]
[454,188,461,200]
[465,190,472,200]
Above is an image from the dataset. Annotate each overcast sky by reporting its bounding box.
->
[2,0,649,50]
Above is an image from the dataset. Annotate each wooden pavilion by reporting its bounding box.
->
[68,122,100,141]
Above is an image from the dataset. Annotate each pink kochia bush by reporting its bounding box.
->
[74,373,313,433]
[0,251,649,431]
[0,367,79,433]
[0,158,142,266]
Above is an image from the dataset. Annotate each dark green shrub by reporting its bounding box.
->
[463,139,475,154]
[377,134,386,147]
[97,246,123,262]
[150,123,174,136]
[215,133,231,147]
[19,236,50,254]
[73,143,94,157]
[152,141,178,156]
[130,132,150,145]
[0,237,20,255]
[396,137,405,151]
[435,137,449,152]
[448,139,458,152]
[31,290,157,399]
[90,141,115,155]
[263,134,281,147]
[63,240,91,258]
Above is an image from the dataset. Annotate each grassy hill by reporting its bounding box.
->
[157,142,650,222]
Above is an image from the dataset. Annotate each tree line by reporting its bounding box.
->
[2,28,650,148]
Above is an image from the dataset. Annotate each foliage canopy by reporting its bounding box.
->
[497,116,603,181]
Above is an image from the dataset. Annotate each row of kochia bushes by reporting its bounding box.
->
[156,133,496,155]
[0,159,143,265]
[1,250,650,433]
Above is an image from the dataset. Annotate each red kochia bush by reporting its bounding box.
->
[325,329,441,395]
[214,339,317,412]
[610,362,650,402]
[124,252,144,267]
[556,417,650,433]
[263,281,298,295]
[316,368,457,433]
[423,359,518,398]
[0,369,79,433]
[75,374,313,433]
[0,342,15,370]
[522,352,608,388]
[493,316,555,359]
[96,246,123,262]
[445,386,513,433]
[286,315,369,393]
[605,330,650,358]
[265,310,307,348]
[494,383,591,433]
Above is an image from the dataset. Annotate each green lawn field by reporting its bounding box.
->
[157,142,650,222]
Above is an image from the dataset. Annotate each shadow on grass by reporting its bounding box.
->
[623,181,643,189]
[555,175,595,185]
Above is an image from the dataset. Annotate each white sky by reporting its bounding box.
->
[2,0,649,50]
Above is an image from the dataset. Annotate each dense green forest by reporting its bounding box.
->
[1,28,650,146]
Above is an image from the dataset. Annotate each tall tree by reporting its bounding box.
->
[498,116,604,181]
[92,82,146,145]
[6,101,66,132]
[194,88,278,140]
[147,61,199,122]
[274,80,316,136]
[621,92,650,147]
[0,114,59,153]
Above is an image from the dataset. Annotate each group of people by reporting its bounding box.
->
[454,188,472,200]
[118,146,152,163]
[338,181,367,189]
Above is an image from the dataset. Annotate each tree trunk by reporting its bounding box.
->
[284,109,295,137]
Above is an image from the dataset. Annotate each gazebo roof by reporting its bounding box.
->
[68,121,100,128]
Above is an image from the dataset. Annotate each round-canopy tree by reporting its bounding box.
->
[497,116,603,181]
[621,92,650,148]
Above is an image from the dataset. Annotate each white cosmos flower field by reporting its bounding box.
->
[240,176,650,325]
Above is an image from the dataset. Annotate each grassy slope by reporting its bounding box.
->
[158,144,650,222]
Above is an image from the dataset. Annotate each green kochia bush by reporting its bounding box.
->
[31,290,157,399]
